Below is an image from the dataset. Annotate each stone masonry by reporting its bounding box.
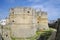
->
[3,7,49,40]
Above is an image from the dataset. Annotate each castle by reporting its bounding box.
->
[3,7,49,40]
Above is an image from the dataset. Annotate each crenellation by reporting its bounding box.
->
[41,11,47,15]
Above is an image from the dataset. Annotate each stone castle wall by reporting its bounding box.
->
[7,7,49,38]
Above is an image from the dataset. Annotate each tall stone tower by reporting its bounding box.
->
[36,11,49,30]
[9,7,49,38]
[9,7,37,38]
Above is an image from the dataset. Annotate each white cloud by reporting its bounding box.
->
[30,0,60,20]
[3,0,60,20]
[0,8,9,19]
[31,5,46,11]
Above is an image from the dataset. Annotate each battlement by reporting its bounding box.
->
[40,11,48,18]
[10,7,47,17]
[10,7,36,15]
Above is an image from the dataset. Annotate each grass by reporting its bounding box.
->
[11,28,54,40]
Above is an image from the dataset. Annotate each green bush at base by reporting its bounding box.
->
[11,28,55,40]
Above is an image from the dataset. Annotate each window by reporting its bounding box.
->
[12,20,15,22]
[37,21,39,23]
[27,11,30,13]
[12,12,14,14]
[6,35,8,37]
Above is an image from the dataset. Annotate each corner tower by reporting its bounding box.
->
[9,7,37,38]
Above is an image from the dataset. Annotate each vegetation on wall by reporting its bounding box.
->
[11,28,54,40]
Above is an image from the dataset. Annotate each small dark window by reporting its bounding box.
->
[12,20,15,22]
[27,11,30,13]
[12,12,14,13]
[6,35,8,37]
[37,21,39,23]
[12,12,14,14]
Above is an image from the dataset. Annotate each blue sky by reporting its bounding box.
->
[0,0,60,20]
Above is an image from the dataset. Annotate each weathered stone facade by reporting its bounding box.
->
[5,7,49,39]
